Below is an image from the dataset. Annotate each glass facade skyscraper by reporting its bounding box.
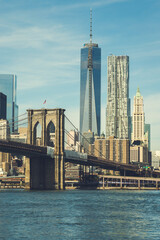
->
[0,74,18,132]
[80,11,101,136]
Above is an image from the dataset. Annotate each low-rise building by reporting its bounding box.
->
[130,145,148,164]
[10,127,27,143]
[0,119,10,140]
[152,151,160,169]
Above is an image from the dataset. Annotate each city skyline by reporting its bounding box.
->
[0,0,159,150]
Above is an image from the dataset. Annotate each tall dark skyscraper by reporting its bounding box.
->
[80,10,101,136]
[0,92,7,120]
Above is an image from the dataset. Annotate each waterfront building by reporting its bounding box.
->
[0,92,7,120]
[80,10,101,137]
[0,74,18,132]
[106,55,131,140]
[0,153,11,175]
[89,136,130,164]
[65,162,80,180]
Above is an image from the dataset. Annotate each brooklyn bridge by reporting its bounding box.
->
[0,108,159,190]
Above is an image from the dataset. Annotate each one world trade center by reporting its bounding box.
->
[80,10,101,137]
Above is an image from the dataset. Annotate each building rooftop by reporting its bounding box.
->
[136,87,141,97]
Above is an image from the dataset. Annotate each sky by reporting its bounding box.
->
[0,0,160,150]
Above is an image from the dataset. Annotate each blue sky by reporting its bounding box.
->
[0,0,160,150]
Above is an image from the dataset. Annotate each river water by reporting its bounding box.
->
[0,189,160,240]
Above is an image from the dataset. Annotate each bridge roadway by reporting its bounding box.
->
[0,139,155,176]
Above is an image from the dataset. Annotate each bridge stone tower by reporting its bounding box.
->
[25,108,65,190]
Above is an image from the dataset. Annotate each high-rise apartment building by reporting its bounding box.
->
[106,55,131,140]
[0,74,18,132]
[89,136,130,164]
[80,10,101,137]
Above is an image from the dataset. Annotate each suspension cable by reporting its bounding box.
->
[64,114,106,159]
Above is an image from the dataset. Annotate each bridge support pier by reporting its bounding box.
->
[54,154,64,190]
[25,157,55,190]
[25,156,64,190]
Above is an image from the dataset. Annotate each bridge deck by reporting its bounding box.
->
[0,140,157,176]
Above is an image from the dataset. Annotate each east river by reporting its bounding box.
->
[0,190,160,240]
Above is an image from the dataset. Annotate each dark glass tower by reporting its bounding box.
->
[80,10,101,136]
[0,92,7,119]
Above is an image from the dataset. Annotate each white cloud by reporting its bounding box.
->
[49,0,129,12]
[0,25,82,90]
[0,25,82,50]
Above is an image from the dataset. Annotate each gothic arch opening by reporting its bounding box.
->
[47,121,55,147]
[33,122,42,146]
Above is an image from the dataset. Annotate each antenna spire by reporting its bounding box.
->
[90,9,92,43]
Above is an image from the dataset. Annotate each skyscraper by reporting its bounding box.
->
[106,55,131,140]
[132,87,145,143]
[0,74,18,132]
[130,88,151,164]
[0,92,7,120]
[80,10,101,137]
[132,88,150,148]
